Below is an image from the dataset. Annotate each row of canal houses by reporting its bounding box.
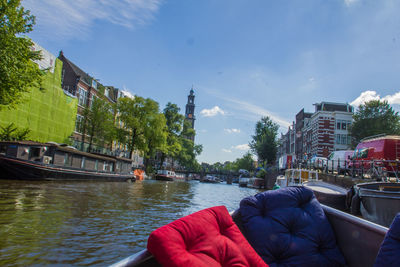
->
[277,102,354,163]
[59,51,145,168]
[4,42,144,168]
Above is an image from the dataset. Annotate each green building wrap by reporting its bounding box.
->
[0,58,78,144]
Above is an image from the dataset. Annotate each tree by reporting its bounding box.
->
[161,103,184,168]
[143,110,167,173]
[249,116,279,166]
[175,119,202,170]
[235,152,255,172]
[349,100,400,148]
[84,96,115,152]
[117,96,162,159]
[0,123,29,141]
[0,0,43,108]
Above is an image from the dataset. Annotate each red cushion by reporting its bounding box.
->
[147,206,268,267]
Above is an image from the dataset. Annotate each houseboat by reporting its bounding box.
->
[0,141,135,182]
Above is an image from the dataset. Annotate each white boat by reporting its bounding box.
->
[275,169,319,187]
[154,170,185,181]
[275,169,349,210]
[238,177,250,187]
[200,175,220,183]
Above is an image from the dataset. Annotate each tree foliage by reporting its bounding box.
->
[161,102,184,166]
[84,96,115,152]
[143,107,167,173]
[249,116,279,165]
[0,122,30,141]
[0,0,43,108]
[176,120,203,170]
[349,100,400,147]
[117,96,165,159]
[235,151,255,172]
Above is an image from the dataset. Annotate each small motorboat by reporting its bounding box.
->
[247,177,264,189]
[303,180,349,211]
[111,197,390,267]
[351,181,400,227]
[238,177,249,187]
[200,175,220,183]
[154,170,185,182]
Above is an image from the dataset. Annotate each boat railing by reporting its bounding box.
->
[291,159,400,181]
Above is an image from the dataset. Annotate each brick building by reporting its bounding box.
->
[278,101,353,164]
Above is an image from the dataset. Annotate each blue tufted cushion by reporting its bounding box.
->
[239,186,345,267]
[374,213,400,267]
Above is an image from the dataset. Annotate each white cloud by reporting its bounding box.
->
[344,0,358,6]
[224,128,241,134]
[222,148,232,153]
[351,90,400,107]
[23,0,162,40]
[232,144,250,151]
[223,97,291,128]
[200,106,225,117]
[121,89,135,99]
[383,92,400,105]
[350,90,380,107]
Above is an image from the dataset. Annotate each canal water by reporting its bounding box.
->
[0,180,261,266]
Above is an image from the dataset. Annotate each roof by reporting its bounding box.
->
[58,51,94,86]
[0,141,132,162]
[314,102,353,113]
[360,134,400,142]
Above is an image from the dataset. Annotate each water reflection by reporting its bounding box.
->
[0,180,260,266]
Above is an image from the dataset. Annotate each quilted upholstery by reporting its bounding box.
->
[147,205,268,267]
[239,186,345,267]
[375,213,400,267]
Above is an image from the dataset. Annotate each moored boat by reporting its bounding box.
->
[275,168,319,187]
[247,177,264,189]
[275,169,349,210]
[200,175,220,183]
[303,180,349,211]
[0,141,135,182]
[238,177,249,187]
[351,181,400,227]
[154,170,185,181]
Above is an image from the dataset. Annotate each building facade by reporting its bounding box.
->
[310,102,353,157]
[277,101,354,164]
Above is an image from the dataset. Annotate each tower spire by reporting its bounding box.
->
[185,86,196,141]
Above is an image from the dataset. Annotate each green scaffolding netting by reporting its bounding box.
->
[0,58,78,143]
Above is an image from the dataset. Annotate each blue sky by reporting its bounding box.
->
[23,0,400,164]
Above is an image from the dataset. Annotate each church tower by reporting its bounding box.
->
[185,87,196,140]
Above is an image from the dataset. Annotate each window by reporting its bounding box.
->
[91,79,97,89]
[78,86,88,106]
[64,153,72,166]
[75,114,84,133]
[359,148,368,158]
[81,157,86,169]
[29,147,41,159]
